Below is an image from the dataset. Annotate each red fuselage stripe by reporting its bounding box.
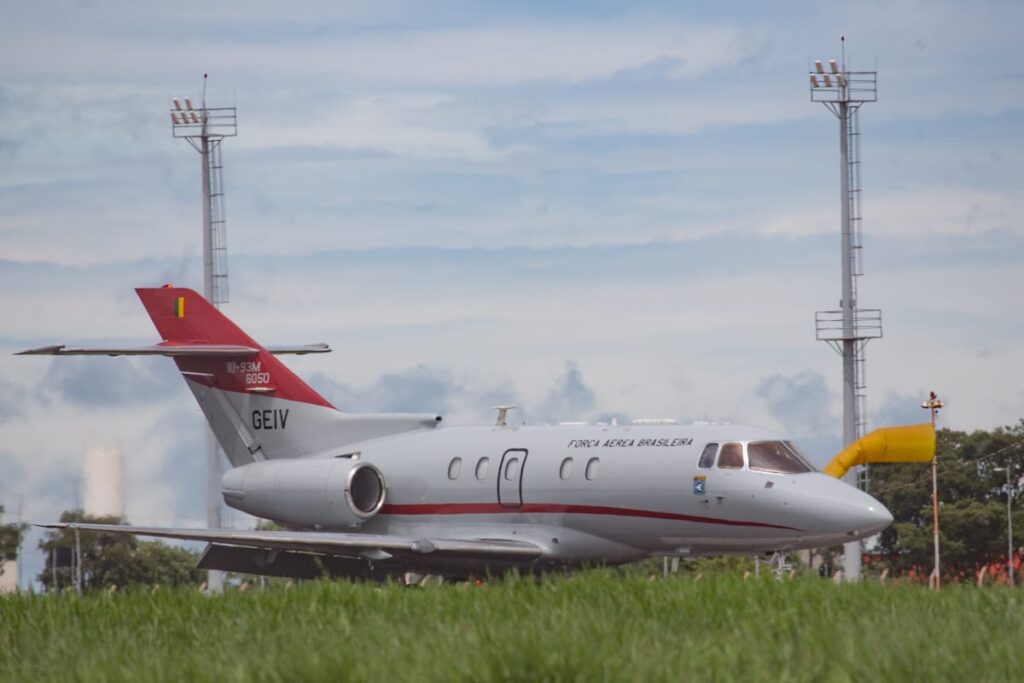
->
[379,502,797,531]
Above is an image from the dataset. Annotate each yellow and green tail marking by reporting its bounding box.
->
[175,296,185,318]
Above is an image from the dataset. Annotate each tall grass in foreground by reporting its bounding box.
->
[1,572,1021,682]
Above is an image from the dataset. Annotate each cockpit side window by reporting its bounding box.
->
[698,443,718,469]
[717,442,744,469]
[748,441,813,474]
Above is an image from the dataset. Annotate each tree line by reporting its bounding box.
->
[869,420,1023,581]
[36,511,200,592]
[0,505,24,582]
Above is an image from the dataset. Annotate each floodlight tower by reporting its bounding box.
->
[170,75,237,593]
[809,40,882,582]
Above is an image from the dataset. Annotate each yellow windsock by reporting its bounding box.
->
[823,423,936,479]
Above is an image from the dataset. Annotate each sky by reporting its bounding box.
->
[1,0,1022,588]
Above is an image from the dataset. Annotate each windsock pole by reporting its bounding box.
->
[922,391,944,590]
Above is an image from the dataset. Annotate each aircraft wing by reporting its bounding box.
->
[16,343,330,357]
[36,523,544,561]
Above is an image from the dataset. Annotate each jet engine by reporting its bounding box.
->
[221,458,386,529]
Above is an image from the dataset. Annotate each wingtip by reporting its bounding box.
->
[15,345,65,356]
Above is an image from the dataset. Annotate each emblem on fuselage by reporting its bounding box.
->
[693,476,706,495]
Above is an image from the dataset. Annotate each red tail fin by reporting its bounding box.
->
[136,287,334,409]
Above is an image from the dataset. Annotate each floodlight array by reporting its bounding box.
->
[808,57,876,104]
[168,95,237,139]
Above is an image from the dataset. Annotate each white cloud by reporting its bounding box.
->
[761,187,1024,239]
[1,20,762,87]
[241,93,507,161]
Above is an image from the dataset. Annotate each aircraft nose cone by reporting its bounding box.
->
[860,499,894,535]
[800,475,894,540]
[836,485,893,537]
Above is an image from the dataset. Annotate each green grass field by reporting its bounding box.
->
[2,571,1021,682]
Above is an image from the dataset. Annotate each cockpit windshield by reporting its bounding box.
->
[717,443,744,469]
[747,441,814,474]
[783,441,815,469]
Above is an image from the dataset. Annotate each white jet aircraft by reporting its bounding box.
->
[23,286,900,581]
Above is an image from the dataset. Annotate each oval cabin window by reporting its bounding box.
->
[475,457,489,480]
[559,457,574,480]
[504,457,520,481]
[585,457,600,481]
[447,457,462,480]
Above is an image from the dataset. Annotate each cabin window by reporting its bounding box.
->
[475,457,490,480]
[504,457,520,481]
[447,457,462,480]
[698,443,718,469]
[585,457,600,480]
[748,441,813,474]
[559,457,574,480]
[717,443,744,469]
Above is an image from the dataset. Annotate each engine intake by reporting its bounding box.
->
[222,458,386,529]
[346,462,385,517]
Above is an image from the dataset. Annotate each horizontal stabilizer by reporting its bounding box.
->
[16,343,330,357]
[265,344,332,355]
[20,286,445,462]
[35,523,543,561]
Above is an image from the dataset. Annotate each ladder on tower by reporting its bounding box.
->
[846,105,869,487]
[847,106,864,281]
[207,139,229,305]
[845,108,868,437]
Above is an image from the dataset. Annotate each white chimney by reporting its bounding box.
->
[84,445,125,519]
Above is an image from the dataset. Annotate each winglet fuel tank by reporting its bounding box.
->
[822,423,935,479]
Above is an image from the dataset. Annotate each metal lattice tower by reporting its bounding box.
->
[170,75,235,305]
[169,75,237,592]
[206,138,230,304]
[809,40,882,582]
